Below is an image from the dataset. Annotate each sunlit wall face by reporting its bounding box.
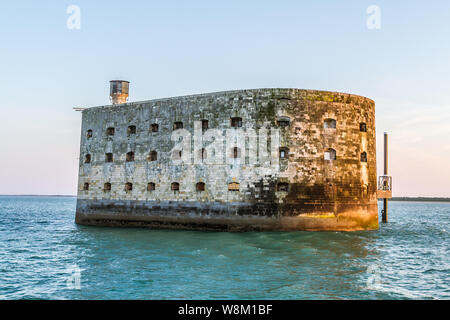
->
[0,1,449,196]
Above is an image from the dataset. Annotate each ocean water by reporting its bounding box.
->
[0,196,448,300]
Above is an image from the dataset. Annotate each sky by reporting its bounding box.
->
[0,0,449,197]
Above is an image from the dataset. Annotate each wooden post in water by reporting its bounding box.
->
[382,133,388,223]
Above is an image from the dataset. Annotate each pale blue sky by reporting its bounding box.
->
[1,1,449,196]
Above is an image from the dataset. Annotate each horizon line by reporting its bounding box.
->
[0,194,450,200]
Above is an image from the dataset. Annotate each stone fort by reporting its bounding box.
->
[75,82,378,231]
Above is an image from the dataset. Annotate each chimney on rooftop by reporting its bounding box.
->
[110,80,130,104]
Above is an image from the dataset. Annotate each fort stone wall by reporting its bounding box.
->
[75,88,378,231]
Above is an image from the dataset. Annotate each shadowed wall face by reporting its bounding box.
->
[76,88,377,231]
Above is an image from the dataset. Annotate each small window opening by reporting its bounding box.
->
[83,183,89,191]
[105,153,113,163]
[231,117,242,128]
[360,123,367,132]
[362,184,368,198]
[202,120,209,130]
[279,147,289,159]
[277,182,289,192]
[104,183,111,192]
[149,150,157,161]
[125,182,133,191]
[199,148,207,160]
[171,182,180,191]
[151,123,159,132]
[324,148,336,161]
[277,117,290,127]
[84,154,91,164]
[87,129,93,138]
[173,122,183,130]
[172,150,182,160]
[324,118,336,129]
[126,152,135,162]
[196,182,205,192]
[228,182,240,191]
[361,152,368,163]
[106,127,115,136]
[127,125,136,135]
[231,147,241,159]
[147,182,155,191]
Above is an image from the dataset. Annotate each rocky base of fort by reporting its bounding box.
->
[75,200,379,232]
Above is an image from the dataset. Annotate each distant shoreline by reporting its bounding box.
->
[389,197,450,203]
[0,195,449,203]
[0,195,76,197]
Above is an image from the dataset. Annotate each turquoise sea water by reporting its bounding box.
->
[0,196,448,300]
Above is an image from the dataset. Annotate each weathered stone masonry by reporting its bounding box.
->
[76,88,378,231]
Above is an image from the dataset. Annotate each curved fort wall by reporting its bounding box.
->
[75,88,378,231]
